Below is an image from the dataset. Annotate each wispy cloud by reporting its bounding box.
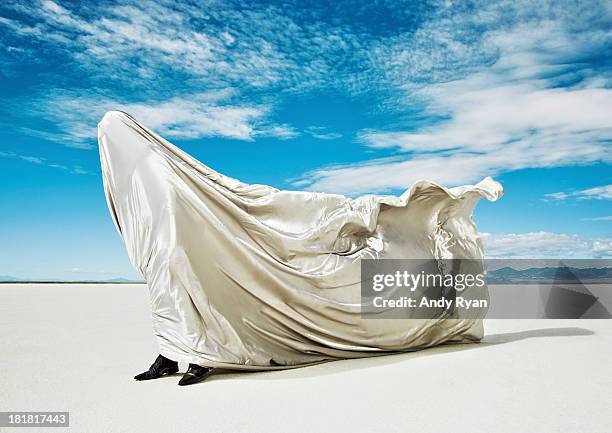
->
[1,0,363,92]
[1,0,366,146]
[113,95,266,141]
[1,0,611,189]
[0,150,92,174]
[482,231,612,259]
[305,126,343,140]
[3,1,277,87]
[582,216,612,221]
[254,124,300,140]
[21,90,300,148]
[21,89,345,147]
[545,184,612,201]
[293,4,612,194]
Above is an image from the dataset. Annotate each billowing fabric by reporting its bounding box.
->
[98,111,503,370]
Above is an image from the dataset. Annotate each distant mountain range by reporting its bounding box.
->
[2,267,611,284]
[487,266,612,284]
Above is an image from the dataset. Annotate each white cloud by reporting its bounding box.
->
[120,96,264,141]
[545,184,612,201]
[543,192,569,201]
[583,216,612,221]
[254,124,300,140]
[2,0,360,91]
[2,0,362,146]
[301,81,612,194]
[27,90,301,147]
[295,153,500,195]
[305,126,343,140]
[482,231,612,259]
[2,0,611,182]
[0,151,91,174]
[575,185,612,200]
[19,155,45,164]
[294,10,612,194]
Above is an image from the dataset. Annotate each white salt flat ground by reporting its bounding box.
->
[1,283,611,433]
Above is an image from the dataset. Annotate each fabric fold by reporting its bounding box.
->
[98,110,503,370]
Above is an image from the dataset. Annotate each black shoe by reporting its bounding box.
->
[178,364,214,386]
[134,355,179,381]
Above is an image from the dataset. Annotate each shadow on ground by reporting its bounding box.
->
[206,326,594,383]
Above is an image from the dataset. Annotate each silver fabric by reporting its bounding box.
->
[98,111,503,370]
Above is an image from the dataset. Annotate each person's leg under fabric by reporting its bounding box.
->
[134,355,214,386]
[178,364,214,386]
[134,355,178,380]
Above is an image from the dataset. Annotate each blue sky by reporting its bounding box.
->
[0,0,611,280]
